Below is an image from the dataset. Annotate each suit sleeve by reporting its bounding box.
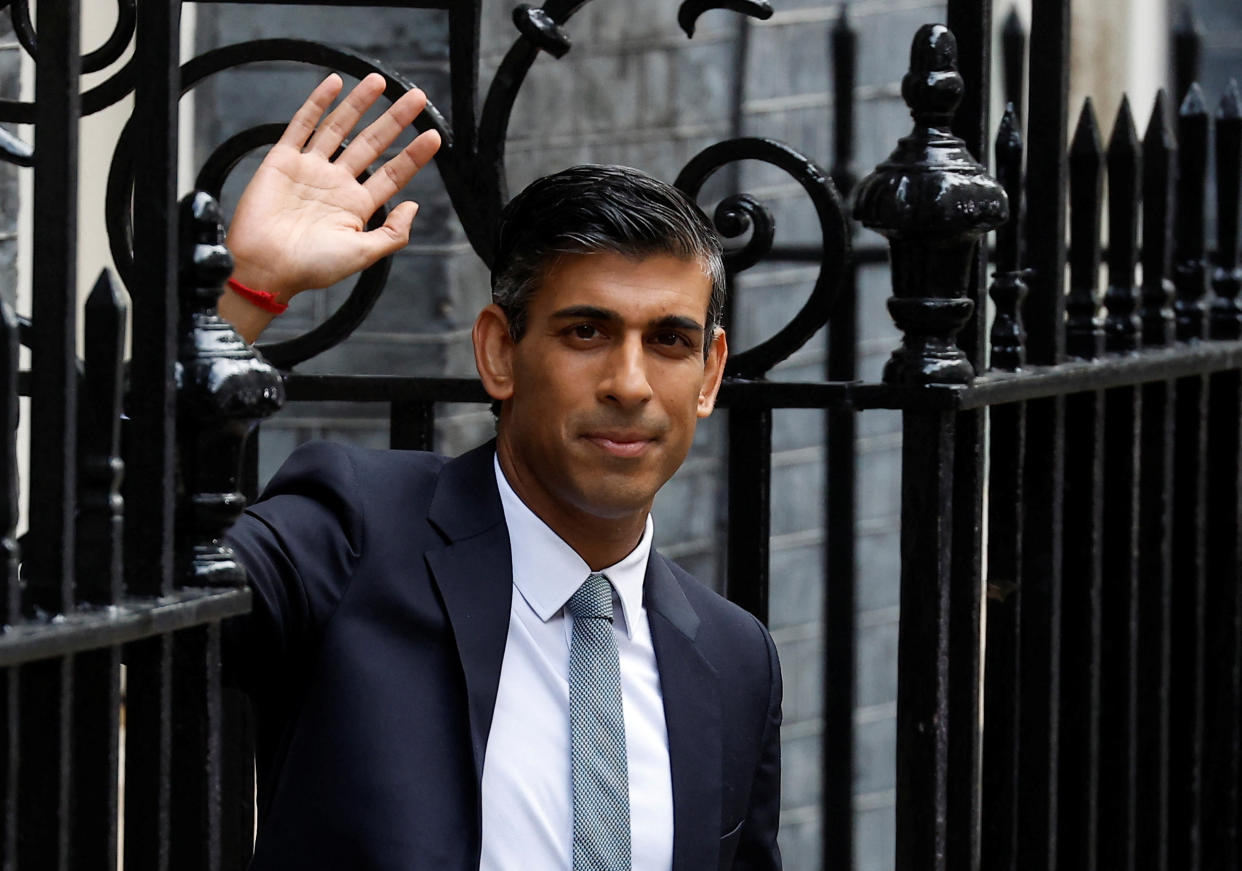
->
[222,440,365,692]
[732,615,783,871]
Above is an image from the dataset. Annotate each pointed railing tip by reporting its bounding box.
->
[1220,80,1241,119]
[1003,6,1023,33]
[85,269,126,313]
[1181,82,1207,115]
[997,102,1021,145]
[1110,96,1139,148]
[833,1,851,30]
[1175,3,1198,34]
[1071,98,1103,155]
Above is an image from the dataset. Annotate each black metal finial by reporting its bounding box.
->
[1141,90,1177,347]
[989,103,1028,371]
[1210,80,1242,339]
[1067,98,1105,360]
[176,191,285,588]
[853,24,1008,385]
[1104,96,1142,353]
[1174,83,1210,341]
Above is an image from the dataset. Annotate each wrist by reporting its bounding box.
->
[226,276,289,315]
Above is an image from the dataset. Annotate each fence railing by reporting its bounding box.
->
[0,1,1238,870]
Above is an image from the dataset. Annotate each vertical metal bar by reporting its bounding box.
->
[72,274,125,865]
[390,400,436,452]
[894,411,955,871]
[1106,95,1153,871]
[18,656,73,870]
[725,408,770,623]
[1058,386,1104,871]
[822,12,857,871]
[1201,370,1239,871]
[1066,100,1105,362]
[1097,384,1142,871]
[1017,5,1070,863]
[1174,86,1210,342]
[0,300,17,870]
[981,401,1025,871]
[126,0,182,599]
[170,625,223,871]
[219,686,256,869]
[125,635,173,871]
[1023,0,1071,367]
[981,103,1029,871]
[72,649,121,869]
[1199,82,1242,871]
[1017,394,1064,871]
[25,0,80,612]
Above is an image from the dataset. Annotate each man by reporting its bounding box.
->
[221,72,782,871]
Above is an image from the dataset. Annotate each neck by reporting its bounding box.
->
[495,443,649,571]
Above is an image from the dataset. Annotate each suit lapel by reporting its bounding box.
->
[424,442,513,785]
[646,555,722,871]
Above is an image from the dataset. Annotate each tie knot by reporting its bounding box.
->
[566,572,613,621]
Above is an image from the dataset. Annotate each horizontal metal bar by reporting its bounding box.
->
[0,588,250,666]
[282,340,1242,414]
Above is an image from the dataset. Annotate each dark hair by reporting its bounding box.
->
[491,164,726,350]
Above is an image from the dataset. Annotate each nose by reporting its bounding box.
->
[600,335,653,408]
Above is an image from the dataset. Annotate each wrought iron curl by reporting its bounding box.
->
[475,0,778,264]
[0,0,138,148]
[105,40,451,369]
[713,193,775,273]
[9,0,135,74]
[673,137,850,379]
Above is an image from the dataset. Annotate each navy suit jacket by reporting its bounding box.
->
[225,439,782,870]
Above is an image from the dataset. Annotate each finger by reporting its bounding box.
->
[277,74,344,149]
[350,201,419,270]
[336,87,429,177]
[305,72,387,158]
[361,129,441,206]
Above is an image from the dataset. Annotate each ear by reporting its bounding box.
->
[473,304,516,401]
[696,327,728,418]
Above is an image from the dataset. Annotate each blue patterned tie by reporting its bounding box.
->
[566,572,631,871]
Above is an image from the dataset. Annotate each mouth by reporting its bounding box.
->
[581,432,659,459]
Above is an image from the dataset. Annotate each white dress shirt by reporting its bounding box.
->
[479,456,674,871]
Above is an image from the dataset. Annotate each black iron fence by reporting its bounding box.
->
[1,0,1240,869]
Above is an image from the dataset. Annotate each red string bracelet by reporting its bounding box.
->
[226,277,289,315]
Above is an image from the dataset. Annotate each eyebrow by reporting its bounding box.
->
[550,305,705,334]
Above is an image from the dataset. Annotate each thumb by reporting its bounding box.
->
[355,201,418,268]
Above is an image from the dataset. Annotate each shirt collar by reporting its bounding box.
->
[494,454,652,639]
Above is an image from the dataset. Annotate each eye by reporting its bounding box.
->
[571,323,600,340]
[652,330,692,349]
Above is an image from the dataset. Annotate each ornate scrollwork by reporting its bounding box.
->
[674,138,850,379]
[677,0,773,38]
[0,0,137,140]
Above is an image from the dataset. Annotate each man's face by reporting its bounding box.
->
[481,251,726,540]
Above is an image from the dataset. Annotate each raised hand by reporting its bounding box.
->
[221,72,441,342]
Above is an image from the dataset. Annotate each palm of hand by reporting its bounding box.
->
[224,73,441,303]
